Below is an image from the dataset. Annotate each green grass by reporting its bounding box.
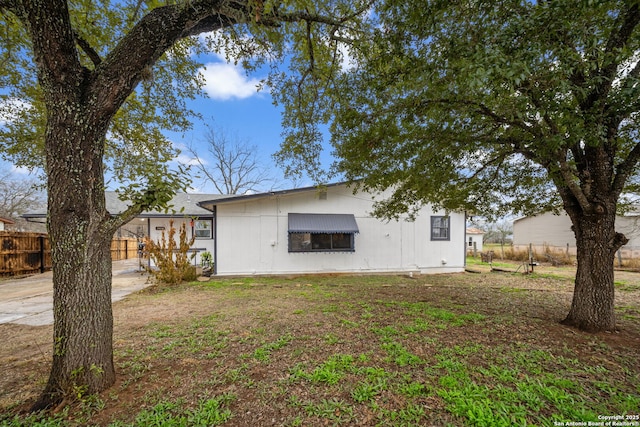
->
[2,272,639,426]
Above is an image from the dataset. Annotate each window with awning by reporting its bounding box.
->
[288,213,359,252]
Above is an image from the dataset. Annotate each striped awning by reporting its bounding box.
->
[288,213,359,234]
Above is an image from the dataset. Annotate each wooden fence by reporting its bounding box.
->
[110,237,139,262]
[0,232,138,277]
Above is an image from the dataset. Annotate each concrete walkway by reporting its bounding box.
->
[0,259,151,326]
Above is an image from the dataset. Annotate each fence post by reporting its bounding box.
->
[38,235,45,273]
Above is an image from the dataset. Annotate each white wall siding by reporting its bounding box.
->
[513,212,640,257]
[215,184,465,275]
[513,213,574,252]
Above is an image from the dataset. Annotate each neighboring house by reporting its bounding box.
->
[513,211,640,258]
[465,227,484,253]
[198,182,467,276]
[0,217,15,231]
[23,192,227,264]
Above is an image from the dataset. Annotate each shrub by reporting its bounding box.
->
[145,219,196,285]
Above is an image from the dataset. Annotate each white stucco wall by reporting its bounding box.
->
[214,184,466,276]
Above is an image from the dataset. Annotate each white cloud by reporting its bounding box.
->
[199,61,263,100]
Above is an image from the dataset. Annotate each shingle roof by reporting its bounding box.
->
[22,192,229,219]
[103,192,227,217]
[466,227,485,235]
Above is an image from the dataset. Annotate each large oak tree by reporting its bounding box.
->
[0,0,370,409]
[277,1,640,333]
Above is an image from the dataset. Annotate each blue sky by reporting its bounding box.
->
[0,48,333,195]
[164,49,335,194]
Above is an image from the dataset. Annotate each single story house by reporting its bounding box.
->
[23,183,468,275]
[465,227,484,253]
[0,217,15,231]
[198,182,467,276]
[513,211,640,258]
[23,192,227,265]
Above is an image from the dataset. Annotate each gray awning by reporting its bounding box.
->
[288,213,359,234]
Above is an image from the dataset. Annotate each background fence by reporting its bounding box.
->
[0,232,138,277]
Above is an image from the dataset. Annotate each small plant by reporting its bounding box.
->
[200,251,213,268]
[145,219,196,285]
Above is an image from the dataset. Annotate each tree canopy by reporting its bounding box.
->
[1,0,372,204]
[277,0,640,221]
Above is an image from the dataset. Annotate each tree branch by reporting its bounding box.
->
[18,0,84,101]
[73,31,102,66]
[0,0,18,13]
[613,141,640,197]
[556,151,592,214]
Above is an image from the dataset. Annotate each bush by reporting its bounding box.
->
[145,219,196,285]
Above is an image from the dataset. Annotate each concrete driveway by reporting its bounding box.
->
[0,259,151,326]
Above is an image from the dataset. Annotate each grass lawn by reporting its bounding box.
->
[1,269,639,426]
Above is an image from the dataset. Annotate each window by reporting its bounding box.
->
[431,216,450,241]
[288,213,358,252]
[194,219,212,239]
[289,232,355,252]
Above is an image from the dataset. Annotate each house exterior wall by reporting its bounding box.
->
[513,213,575,253]
[466,233,483,253]
[513,212,640,258]
[214,185,466,276]
[0,221,4,231]
[128,216,215,266]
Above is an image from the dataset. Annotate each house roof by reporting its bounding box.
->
[22,192,229,219]
[198,182,353,211]
[466,227,484,235]
[0,217,15,224]
[103,192,228,217]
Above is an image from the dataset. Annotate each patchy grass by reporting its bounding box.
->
[1,271,639,426]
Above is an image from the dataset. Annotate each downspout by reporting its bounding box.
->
[213,206,218,275]
[463,211,467,268]
[147,217,151,269]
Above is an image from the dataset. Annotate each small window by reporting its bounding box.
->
[194,219,212,239]
[289,232,355,252]
[431,216,450,241]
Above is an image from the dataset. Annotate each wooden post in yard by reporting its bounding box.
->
[38,235,45,273]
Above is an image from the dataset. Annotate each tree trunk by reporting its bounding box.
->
[562,207,623,332]
[31,110,116,410]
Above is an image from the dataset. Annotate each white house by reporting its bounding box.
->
[198,182,467,276]
[465,227,484,253]
[513,211,640,258]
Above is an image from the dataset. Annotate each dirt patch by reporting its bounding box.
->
[1,270,639,426]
